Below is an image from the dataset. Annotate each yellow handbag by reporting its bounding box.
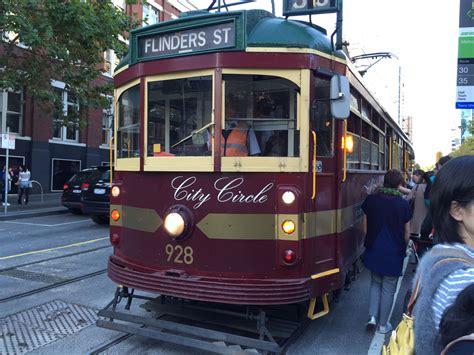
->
[382,278,420,355]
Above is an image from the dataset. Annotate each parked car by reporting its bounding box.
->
[81,169,110,225]
[61,167,107,214]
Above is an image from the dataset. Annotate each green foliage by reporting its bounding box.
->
[451,135,474,157]
[0,0,138,126]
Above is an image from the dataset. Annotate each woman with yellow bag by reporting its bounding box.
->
[411,156,474,354]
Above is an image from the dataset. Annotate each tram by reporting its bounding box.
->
[99,1,414,351]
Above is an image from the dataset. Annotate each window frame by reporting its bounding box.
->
[0,89,23,135]
[51,82,80,143]
[221,68,308,173]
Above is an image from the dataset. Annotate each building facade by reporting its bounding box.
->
[0,0,198,193]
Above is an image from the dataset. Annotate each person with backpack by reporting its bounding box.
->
[412,155,474,354]
[438,283,474,354]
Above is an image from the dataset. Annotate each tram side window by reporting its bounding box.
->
[222,74,299,157]
[361,120,371,170]
[313,76,333,156]
[117,85,140,159]
[346,114,360,169]
[147,76,212,157]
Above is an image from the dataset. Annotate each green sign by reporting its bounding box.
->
[456,0,474,109]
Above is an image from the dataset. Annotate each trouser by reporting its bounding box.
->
[0,183,5,203]
[18,188,29,204]
[368,272,398,326]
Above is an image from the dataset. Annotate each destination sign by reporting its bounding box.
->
[138,22,235,59]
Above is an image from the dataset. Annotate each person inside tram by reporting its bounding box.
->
[221,95,261,157]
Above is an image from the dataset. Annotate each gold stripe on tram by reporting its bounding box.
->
[110,203,364,240]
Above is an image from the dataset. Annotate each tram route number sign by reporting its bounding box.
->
[456,0,474,108]
[138,22,236,60]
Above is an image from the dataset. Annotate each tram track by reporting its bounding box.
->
[0,268,108,304]
[0,244,111,273]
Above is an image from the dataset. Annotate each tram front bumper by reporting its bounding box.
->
[108,255,312,305]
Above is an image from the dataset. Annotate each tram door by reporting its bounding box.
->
[311,75,338,266]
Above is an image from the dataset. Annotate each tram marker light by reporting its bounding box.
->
[111,186,120,197]
[282,249,296,264]
[164,212,185,238]
[110,233,120,245]
[111,209,120,221]
[341,135,354,153]
[282,191,296,205]
[282,220,296,234]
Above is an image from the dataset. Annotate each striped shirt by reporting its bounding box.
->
[432,243,474,330]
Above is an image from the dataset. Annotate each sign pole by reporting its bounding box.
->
[4,127,9,214]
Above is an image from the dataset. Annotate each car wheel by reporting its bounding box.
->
[91,215,109,225]
[69,208,83,215]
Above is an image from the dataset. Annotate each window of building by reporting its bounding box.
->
[0,90,23,135]
[102,96,114,146]
[143,3,160,26]
[117,85,140,158]
[52,88,79,142]
[103,49,120,77]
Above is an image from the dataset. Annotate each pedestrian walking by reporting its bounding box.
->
[412,155,474,354]
[17,165,31,205]
[362,169,411,334]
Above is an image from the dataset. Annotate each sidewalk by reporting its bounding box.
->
[0,193,68,221]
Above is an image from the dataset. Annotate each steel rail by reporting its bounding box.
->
[0,269,107,304]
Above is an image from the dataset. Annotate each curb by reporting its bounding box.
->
[0,208,69,221]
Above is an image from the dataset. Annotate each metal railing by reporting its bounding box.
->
[30,180,44,203]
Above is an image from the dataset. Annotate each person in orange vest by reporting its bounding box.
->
[221,97,261,157]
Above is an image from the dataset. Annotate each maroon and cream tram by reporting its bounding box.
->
[99,2,414,351]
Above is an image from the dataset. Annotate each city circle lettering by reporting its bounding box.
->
[171,176,274,209]
[140,23,235,58]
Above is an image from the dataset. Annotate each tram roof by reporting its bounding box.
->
[115,9,344,71]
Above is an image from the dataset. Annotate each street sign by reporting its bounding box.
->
[456,0,474,108]
[1,134,15,150]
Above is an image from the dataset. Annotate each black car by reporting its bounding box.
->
[61,167,107,214]
[81,169,110,225]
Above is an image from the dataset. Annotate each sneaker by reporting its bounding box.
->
[377,323,393,334]
[366,316,377,330]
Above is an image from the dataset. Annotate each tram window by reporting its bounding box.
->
[361,138,371,169]
[347,115,360,135]
[347,134,360,169]
[222,74,299,157]
[350,92,360,112]
[117,85,140,159]
[147,76,212,157]
[313,76,333,156]
[361,101,370,120]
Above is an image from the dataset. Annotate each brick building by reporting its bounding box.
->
[0,0,198,193]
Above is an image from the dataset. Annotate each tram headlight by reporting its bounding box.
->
[282,191,296,205]
[111,186,120,197]
[282,220,296,234]
[164,212,185,238]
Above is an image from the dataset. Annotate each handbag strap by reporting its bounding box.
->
[406,255,474,316]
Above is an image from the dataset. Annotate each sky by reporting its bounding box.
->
[234,0,461,166]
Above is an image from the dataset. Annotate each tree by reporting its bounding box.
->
[0,0,138,126]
